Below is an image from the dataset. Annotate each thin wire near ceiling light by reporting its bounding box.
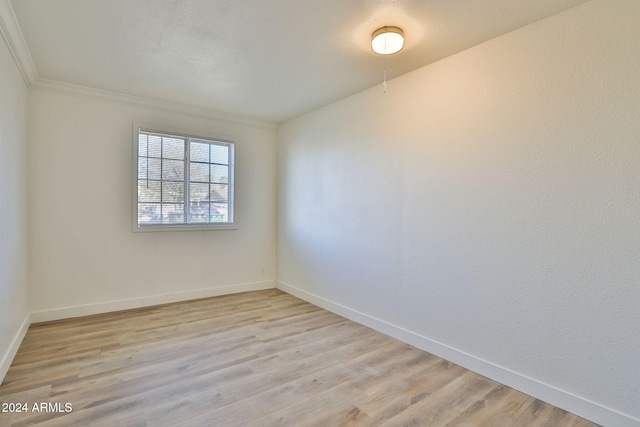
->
[371,26,404,55]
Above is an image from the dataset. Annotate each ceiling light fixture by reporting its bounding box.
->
[371,26,404,55]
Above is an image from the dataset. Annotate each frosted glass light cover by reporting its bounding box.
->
[371,27,404,55]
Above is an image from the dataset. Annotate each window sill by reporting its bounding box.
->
[133,223,237,232]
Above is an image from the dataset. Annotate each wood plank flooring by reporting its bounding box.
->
[0,289,599,426]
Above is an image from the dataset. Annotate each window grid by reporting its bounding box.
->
[136,129,234,229]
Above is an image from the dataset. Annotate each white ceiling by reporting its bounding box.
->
[9,0,590,123]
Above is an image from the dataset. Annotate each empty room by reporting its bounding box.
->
[1,0,638,426]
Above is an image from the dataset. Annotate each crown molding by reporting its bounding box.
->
[31,78,277,129]
[0,0,37,85]
[1,0,276,130]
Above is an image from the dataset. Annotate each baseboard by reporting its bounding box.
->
[30,280,275,323]
[2,282,274,385]
[277,280,639,427]
[0,313,31,385]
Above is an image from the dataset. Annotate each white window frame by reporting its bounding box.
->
[132,123,236,232]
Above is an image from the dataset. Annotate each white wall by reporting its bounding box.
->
[0,34,29,379]
[28,90,277,319]
[277,1,640,425]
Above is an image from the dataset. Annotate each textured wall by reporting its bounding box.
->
[278,0,640,422]
[0,34,29,376]
[28,91,277,315]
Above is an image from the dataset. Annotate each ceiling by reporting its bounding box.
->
[9,0,590,123]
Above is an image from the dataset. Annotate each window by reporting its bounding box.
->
[134,126,235,230]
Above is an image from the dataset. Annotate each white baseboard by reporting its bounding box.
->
[0,313,31,385]
[277,280,639,427]
[30,280,275,323]
[2,281,274,386]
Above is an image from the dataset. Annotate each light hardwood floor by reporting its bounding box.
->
[0,289,599,426]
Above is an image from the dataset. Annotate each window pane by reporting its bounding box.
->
[210,183,228,203]
[162,159,184,181]
[138,157,162,180]
[138,158,148,180]
[190,162,209,182]
[145,158,161,180]
[162,137,184,160]
[189,199,209,223]
[210,164,228,183]
[190,142,209,163]
[210,203,228,222]
[190,182,209,202]
[162,181,184,203]
[210,144,228,165]
[138,203,162,224]
[138,134,147,157]
[148,135,162,158]
[163,204,184,224]
[138,180,161,202]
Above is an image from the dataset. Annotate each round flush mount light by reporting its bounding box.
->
[371,26,404,55]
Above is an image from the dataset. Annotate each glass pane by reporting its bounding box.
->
[163,204,185,224]
[138,180,161,202]
[210,203,228,223]
[138,203,162,225]
[210,144,228,165]
[162,159,184,181]
[145,158,161,180]
[138,134,147,157]
[210,164,228,183]
[190,142,209,163]
[190,182,209,202]
[138,158,148,180]
[210,183,228,203]
[189,198,209,223]
[162,137,184,160]
[162,181,184,203]
[148,135,162,158]
[190,162,209,182]
[138,157,162,180]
